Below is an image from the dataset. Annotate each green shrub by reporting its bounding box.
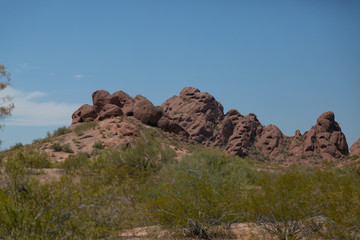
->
[313,170,360,240]
[61,153,91,174]
[148,168,237,239]
[50,142,62,152]
[93,141,103,150]
[246,169,321,240]
[62,143,73,153]
[50,143,73,153]
[5,148,52,169]
[9,142,23,150]
[74,122,98,136]
[52,126,72,137]
[146,147,257,238]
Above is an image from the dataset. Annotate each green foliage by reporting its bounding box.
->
[313,170,360,240]
[50,142,62,152]
[74,122,98,136]
[1,126,360,239]
[247,168,321,240]
[52,126,72,137]
[5,147,52,169]
[61,153,91,174]
[96,129,176,180]
[147,147,257,238]
[4,151,27,200]
[0,65,14,145]
[93,140,103,150]
[244,166,360,240]
[50,142,73,153]
[9,142,23,150]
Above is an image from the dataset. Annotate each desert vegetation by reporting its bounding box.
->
[0,128,360,239]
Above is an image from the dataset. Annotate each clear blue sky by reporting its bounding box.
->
[1,0,359,150]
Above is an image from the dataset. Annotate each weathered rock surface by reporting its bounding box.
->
[221,110,263,157]
[162,87,224,145]
[92,90,111,113]
[72,87,354,164]
[72,90,186,136]
[134,96,163,126]
[255,125,284,158]
[96,104,123,121]
[161,88,351,163]
[72,104,97,124]
[350,139,360,157]
[109,90,135,116]
[305,112,348,160]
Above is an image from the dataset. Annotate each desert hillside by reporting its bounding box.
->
[0,87,359,240]
[70,87,359,166]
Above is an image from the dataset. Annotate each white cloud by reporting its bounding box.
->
[15,63,34,72]
[24,91,46,100]
[72,74,84,79]
[0,87,80,126]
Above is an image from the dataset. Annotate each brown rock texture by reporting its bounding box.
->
[134,96,163,125]
[221,110,263,157]
[92,90,111,113]
[72,87,354,164]
[305,112,348,160]
[109,90,135,116]
[72,104,97,124]
[96,104,123,121]
[255,125,284,158]
[350,138,360,157]
[71,90,186,135]
[161,87,225,145]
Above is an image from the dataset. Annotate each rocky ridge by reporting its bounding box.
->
[72,90,187,136]
[71,87,357,164]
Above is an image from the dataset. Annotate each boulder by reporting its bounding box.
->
[134,96,163,125]
[223,112,263,157]
[255,124,284,157]
[162,87,224,145]
[350,139,360,157]
[297,112,349,160]
[96,104,123,121]
[157,115,187,135]
[109,90,135,116]
[72,104,98,124]
[92,90,111,113]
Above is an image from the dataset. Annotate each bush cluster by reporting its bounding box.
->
[50,142,73,153]
[0,131,359,239]
[52,126,72,137]
[74,122,98,136]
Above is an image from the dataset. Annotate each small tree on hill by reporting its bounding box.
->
[0,65,14,145]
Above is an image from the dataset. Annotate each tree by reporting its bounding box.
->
[0,65,14,144]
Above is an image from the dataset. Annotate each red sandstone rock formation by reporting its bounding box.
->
[350,138,360,157]
[72,90,186,136]
[72,87,353,163]
[162,87,224,145]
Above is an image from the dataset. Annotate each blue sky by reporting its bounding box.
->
[1,0,359,150]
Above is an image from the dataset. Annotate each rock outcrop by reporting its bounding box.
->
[72,104,97,124]
[162,87,224,145]
[287,112,348,161]
[255,124,284,158]
[72,87,353,164]
[350,139,360,157]
[221,110,263,157]
[72,90,186,136]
